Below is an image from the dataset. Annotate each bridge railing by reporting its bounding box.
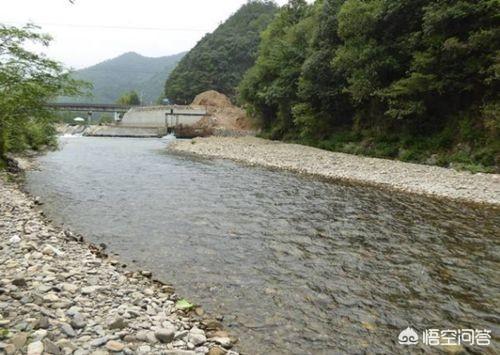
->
[45,103,132,112]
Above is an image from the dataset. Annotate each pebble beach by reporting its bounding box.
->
[0,176,238,355]
[169,136,500,207]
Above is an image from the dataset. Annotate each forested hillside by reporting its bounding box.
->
[62,52,185,104]
[240,0,499,172]
[164,0,278,104]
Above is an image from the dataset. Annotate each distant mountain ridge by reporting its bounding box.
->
[61,51,186,104]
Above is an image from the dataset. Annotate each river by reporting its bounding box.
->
[25,137,499,354]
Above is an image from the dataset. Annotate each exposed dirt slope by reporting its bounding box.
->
[191,91,256,134]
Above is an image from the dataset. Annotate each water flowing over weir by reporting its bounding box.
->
[26,137,500,354]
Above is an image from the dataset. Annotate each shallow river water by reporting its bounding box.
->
[26,137,499,354]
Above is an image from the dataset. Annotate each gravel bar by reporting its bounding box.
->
[0,176,237,355]
[169,136,500,207]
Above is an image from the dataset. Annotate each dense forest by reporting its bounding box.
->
[62,52,185,105]
[164,0,278,104]
[239,0,499,172]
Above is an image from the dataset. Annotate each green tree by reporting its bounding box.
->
[116,91,141,106]
[239,0,312,138]
[333,0,432,128]
[293,0,352,138]
[165,0,278,104]
[0,23,85,160]
[382,0,499,128]
[239,0,499,170]
[98,114,113,125]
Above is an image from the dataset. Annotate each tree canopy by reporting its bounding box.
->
[116,90,141,106]
[0,23,86,161]
[239,0,499,171]
[164,0,278,104]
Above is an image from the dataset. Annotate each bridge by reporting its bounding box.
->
[46,102,132,113]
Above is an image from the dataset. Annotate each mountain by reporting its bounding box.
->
[62,51,186,104]
[164,0,278,104]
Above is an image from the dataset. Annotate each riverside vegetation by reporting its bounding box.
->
[0,24,86,167]
[238,0,499,172]
[1,2,499,354]
[165,0,499,173]
[3,1,497,173]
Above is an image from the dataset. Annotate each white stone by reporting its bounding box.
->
[8,235,21,244]
[32,329,48,341]
[105,340,125,352]
[42,244,64,256]
[27,341,44,355]
[30,251,43,259]
[43,293,59,302]
[210,337,232,348]
[81,286,100,295]
[188,328,206,346]
[62,283,78,293]
[137,345,151,354]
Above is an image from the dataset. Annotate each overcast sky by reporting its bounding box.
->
[3,0,291,69]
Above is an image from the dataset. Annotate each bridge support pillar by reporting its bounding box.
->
[165,109,176,134]
[87,111,93,126]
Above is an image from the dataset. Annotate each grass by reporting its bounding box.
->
[0,118,58,171]
[279,127,499,174]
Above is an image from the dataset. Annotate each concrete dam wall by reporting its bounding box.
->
[82,106,208,138]
[119,106,207,128]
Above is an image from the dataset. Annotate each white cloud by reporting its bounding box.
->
[3,0,292,69]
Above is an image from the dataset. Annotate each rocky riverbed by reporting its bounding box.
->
[169,136,500,207]
[0,175,238,355]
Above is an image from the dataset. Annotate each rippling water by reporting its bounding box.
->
[26,137,499,354]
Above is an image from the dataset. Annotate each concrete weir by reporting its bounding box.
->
[86,126,164,138]
[85,105,207,138]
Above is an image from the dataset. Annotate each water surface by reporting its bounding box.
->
[26,137,499,354]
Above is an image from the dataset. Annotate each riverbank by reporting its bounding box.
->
[169,136,500,207]
[0,175,238,355]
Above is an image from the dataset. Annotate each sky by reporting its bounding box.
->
[3,0,291,70]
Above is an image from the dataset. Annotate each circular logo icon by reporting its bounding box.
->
[399,327,419,345]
